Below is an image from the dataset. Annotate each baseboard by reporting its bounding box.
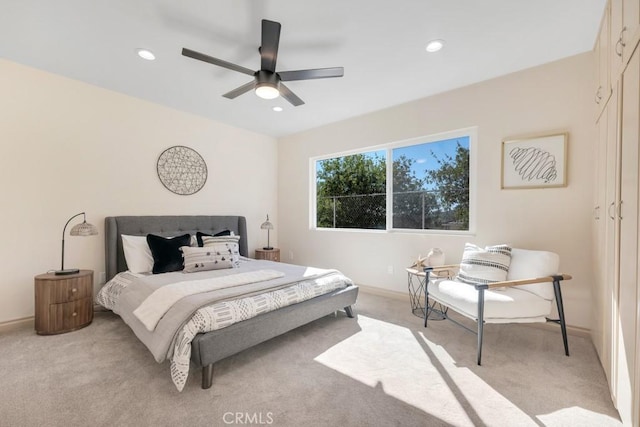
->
[357,284,409,302]
[0,316,33,333]
[357,283,590,338]
[524,322,591,338]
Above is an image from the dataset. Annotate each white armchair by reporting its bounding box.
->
[424,246,572,365]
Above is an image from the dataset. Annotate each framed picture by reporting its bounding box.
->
[501,132,568,189]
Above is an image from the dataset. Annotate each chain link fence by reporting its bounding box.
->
[317,190,467,230]
[317,193,386,229]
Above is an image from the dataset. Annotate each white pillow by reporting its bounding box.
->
[121,235,154,274]
[456,243,512,286]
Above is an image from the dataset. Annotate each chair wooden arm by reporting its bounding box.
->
[483,274,572,290]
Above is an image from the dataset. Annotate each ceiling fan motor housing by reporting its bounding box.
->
[255,69,280,89]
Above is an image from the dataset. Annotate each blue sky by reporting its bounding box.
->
[317,136,469,190]
[393,136,469,189]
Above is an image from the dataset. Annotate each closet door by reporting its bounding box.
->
[604,86,620,390]
[617,45,639,427]
[594,105,609,367]
[593,109,607,363]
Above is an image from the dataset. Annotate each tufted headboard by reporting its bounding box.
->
[105,215,248,281]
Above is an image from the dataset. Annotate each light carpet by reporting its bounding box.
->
[0,292,622,427]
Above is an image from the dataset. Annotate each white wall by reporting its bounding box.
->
[0,59,278,323]
[0,53,596,329]
[278,52,595,329]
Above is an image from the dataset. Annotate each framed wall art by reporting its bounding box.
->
[157,146,208,195]
[501,133,567,189]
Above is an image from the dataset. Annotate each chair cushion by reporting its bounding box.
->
[428,279,552,323]
[507,249,559,300]
[456,243,512,285]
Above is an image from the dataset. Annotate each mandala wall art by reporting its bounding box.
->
[156,146,208,195]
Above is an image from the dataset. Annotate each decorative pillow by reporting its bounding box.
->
[122,234,154,274]
[181,246,239,273]
[196,230,232,247]
[201,235,241,268]
[146,233,192,274]
[456,243,512,286]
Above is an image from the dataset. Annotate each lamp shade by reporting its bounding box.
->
[70,221,98,236]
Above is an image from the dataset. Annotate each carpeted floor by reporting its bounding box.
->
[0,292,622,427]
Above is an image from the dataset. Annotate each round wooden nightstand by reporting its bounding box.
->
[34,270,94,335]
[255,248,280,262]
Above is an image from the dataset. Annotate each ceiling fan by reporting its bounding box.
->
[182,19,344,107]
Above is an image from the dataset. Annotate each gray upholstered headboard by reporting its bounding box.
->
[105,215,248,281]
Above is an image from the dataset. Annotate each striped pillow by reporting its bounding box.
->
[182,236,241,273]
[456,243,512,286]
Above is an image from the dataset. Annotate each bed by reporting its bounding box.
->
[101,215,358,391]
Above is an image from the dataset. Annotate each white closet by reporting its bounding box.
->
[592,1,640,425]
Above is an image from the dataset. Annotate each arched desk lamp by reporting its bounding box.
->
[55,212,98,275]
[260,215,274,250]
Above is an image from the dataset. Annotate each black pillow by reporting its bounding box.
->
[196,230,231,247]
[146,233,192,274]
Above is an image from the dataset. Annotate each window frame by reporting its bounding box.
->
[310,127,477,235]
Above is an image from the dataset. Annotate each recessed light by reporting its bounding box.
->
[272,106,283,112]
[136,49,156,61]
[425,39,444,53]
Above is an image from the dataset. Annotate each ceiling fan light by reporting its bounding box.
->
[255,84,280,100]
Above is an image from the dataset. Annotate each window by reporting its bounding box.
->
[392,137,470,230]
[312,128,474,232]
[316,150,386,229]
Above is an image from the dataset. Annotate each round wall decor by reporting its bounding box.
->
[156,146,207,195]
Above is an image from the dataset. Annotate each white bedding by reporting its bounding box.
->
[96,259,353,391]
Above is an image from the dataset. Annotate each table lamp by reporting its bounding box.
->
[260,214,274,250]
[55,212,98,275]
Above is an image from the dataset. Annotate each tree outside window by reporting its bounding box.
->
[315,133,471,231]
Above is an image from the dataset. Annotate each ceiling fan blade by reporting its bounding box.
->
[278,67,344,81]
[279,83,305,107]
[182,48,255,76]
[222,80,256,99]
[260,20,281,73]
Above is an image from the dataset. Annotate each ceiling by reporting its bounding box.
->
[1,1,606,138]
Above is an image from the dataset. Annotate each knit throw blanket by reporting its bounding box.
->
[134,269,285,331]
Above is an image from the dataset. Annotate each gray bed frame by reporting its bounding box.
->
[104,215,358,389]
